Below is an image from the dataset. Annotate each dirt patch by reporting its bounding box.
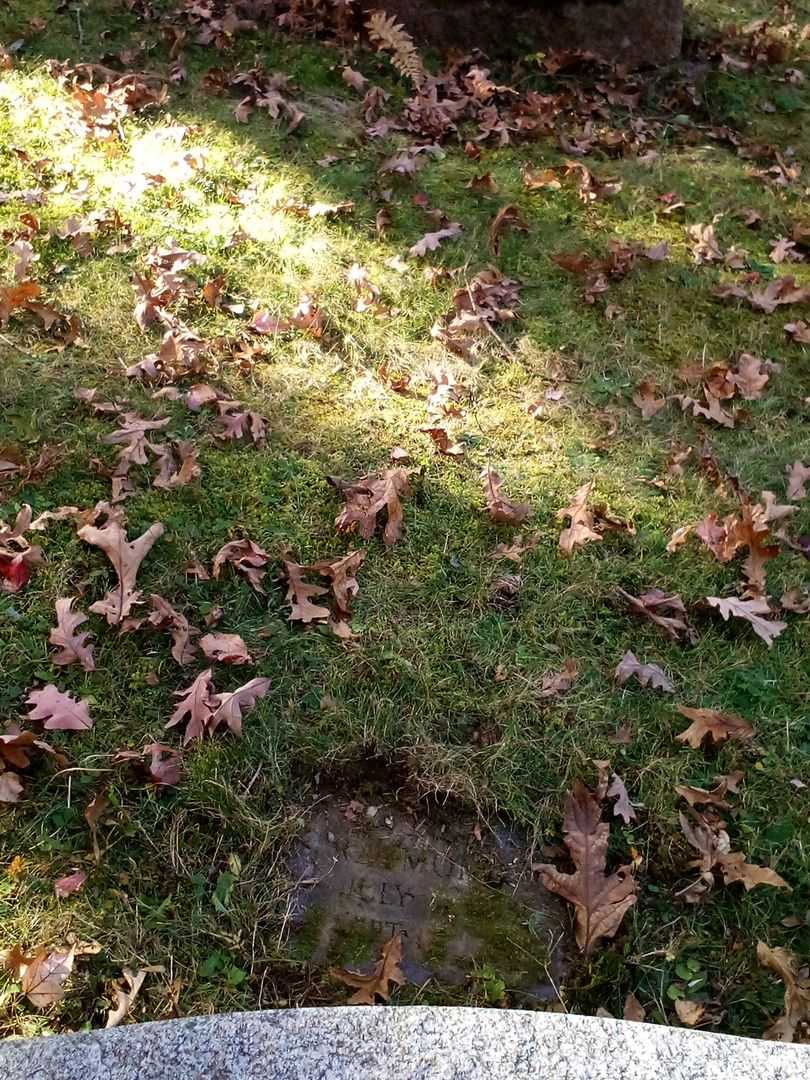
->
[287,795,571,1000]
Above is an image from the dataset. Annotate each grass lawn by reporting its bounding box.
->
[1,0,810,1040]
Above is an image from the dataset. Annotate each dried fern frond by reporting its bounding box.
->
[366,9,426,89]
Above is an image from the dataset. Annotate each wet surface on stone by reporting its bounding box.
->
[288,798,571,999]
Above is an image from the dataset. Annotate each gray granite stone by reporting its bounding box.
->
[1,1007,808,1079]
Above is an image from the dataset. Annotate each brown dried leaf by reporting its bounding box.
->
[618,587,692,642]
[329,468,412,546]
[557,482,601,555]
[623,992,646,1022]
[489,204,528,255]
[675,999,705,1026]
[614,651,674,693]
[78,518,164,625]
[54,870,87,898]
[482,468,532,526]
[147,594,199,665]
[539,659,578,699]
[26,685,93,731]
[212,539,269,594]
[757,942,810,1042]
[331,932,407,1005]
[786,461,810,501]
[49,598,95,671]
[731,353,769,399]
[632,381,667,420]
[490,531,540,564]
[706,595,787,647]
[675,705,754,748]
[7,945,76,1008]
[199,632,251,664]
[165,669,217,744]
[536,780,637,955]
[209,677,271,737]
[420,426,465,457]
[408,224,462,258]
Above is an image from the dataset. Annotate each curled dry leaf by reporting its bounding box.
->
[674,772,743,809]
[106,967,151,1029]
[212,538,269,594]
[199,632,252,664]
[26,685,93,731]
[78,517,165,625]
[49,598,95,671]
[706,595,787,647]
[675,705,754,749]
[482,468,532,526]
[536,780,637,955]
[329,467,413,547]
[615,651,674,693]
[617,587,693,642]
[757,942,810,1042]
[784,320,810,344]
[285,551,365,640]
[0,504,44,592]
[330,932,407,1005]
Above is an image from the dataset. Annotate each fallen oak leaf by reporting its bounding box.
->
[706,595,787,647]
[78,517,165,625]
[489,204,528,255]
[330,932,407,1005]
[329,467,412,547]
[26,685,93,731]
[490,531,540,564]
[420,426,465,457]
[408,223,462,258]
[557,482,601,555]
[199,632,252,664]
[209,677,271,737]
[784,320,810,344]
[283,560,331,625]
[623,993,646,1022]
[535,780,637,955]
[49,597,95,671]
[675,705,754,748]
[614,651,674,693]
[675,999,705,1027]
[165,669,216,744]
